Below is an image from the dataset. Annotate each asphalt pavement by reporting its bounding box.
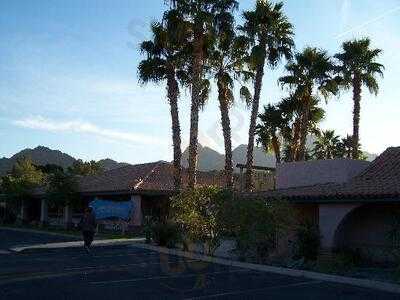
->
[0,227,79,250]
[0,228,399,300]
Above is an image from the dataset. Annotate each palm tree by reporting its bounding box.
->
[312,130,341,160]
[279,47,338,161]
[338,134,365,159]
[340,135,353,158]
[168,0,238,188]
[239,0,294,191]
[138,11,189,190]
[277,94,325,162]
[208,10,251,189]
[256,104,284,164]
[334,38,384,159]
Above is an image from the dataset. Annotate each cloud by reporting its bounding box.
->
[13,116,165,146]
[339,0,350,31]
[335,4,400,39]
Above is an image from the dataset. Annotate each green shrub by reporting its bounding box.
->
[221,196,295,263]
[170,187,295,261]
[143,216,154,244]
[151,221,181,248]
[170,186,232,255]
[334,248,362,269]
[316,249,362,274]
[293,220,321,261]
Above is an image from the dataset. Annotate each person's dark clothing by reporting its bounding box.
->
[80,212,97,232]
[83,230,95,248]
[79,211,97,249]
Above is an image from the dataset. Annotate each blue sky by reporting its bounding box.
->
[1,0,399,164]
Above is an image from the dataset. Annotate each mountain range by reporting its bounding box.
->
[181,144,276,172]
[0,143,377,176]
[0,146,128,176]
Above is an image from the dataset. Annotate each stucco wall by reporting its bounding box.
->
[276,159,370,189]
[319,203,361,249]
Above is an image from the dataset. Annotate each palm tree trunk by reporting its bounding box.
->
[188,29,204,189]
[291,118,301,161]
[297,97,310,161]
[352,75,362,159]
[245,62,265,191]
[167,69,182,191]
[217,77,233,189]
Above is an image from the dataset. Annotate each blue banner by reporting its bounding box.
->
[89,200,134,221]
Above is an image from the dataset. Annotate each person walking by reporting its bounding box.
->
[79,207,97,254]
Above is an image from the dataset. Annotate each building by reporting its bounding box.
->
[244,147,400,262]
[21,161,227,229]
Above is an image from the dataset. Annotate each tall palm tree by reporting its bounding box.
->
[239,0,294,191]
[208,9,251,189]
[312,130,341,160]
[277,94,325,162]
[338,134,365,159]
[279,47,338,161]
[334,38,384,159]
[168,0,238,188]
[256,104,284,164]
[138,11,189,190]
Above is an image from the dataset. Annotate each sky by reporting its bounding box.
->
[0,0,399,164]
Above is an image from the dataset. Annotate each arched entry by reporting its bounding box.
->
[319,203,361,250]
[333,203,400,262]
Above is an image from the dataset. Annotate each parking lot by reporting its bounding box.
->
[0,228,399,299]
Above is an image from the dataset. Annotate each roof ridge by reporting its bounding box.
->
[351,147,400,181]
[132,161,164,190]
[274,181,343,192]
[95,161,167,176]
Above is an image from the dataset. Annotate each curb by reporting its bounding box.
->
[0,226,137,241]
[10,238,146,252]
[130,243,400,295]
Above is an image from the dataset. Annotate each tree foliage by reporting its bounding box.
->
[279,47,338,161]
[335,38,384,159]
[256,104,285,163]
[1,157,44,203]
[171,186,295,261]
[207,2,251,188]
[312,130,342,160]
[45,170,80,209]
[68,159,103,176]
[257,95,325,163]
[240,0,294,191]
[138,9,191,190]
[222,196,295,263]
[170,186,231,254]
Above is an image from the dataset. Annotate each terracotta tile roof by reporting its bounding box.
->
[78,161,227,194]
[244,147,400,202]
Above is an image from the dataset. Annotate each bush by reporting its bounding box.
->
[170,186,231,255]
[293,220,321,261]
[221,196,295,263]
[0,205,17,224]
[143,216,154,244]
[170,187,295,261]
[317,249,362,274]
[151,221,181,248]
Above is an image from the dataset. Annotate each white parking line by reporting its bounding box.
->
[0,250,11,255]
[185,280,322,299]
[90,269,250,286]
